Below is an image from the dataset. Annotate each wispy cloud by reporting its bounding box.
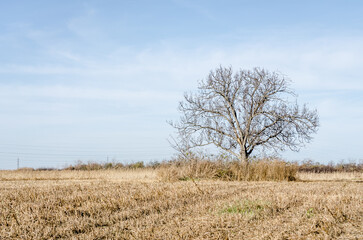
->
[2,34,363,91]
[0,84,179,102]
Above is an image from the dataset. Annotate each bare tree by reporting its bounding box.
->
[170,66,319,164]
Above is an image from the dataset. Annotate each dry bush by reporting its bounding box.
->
[240,159,298,181]
[16,167,34,171]
[157,158,297,182]
[64,161,104,170]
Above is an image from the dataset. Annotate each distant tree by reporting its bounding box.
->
[171,66,319,164]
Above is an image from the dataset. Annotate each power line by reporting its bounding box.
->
[0,148,174,156]
[0,143,172,151]
[0,148,172,156]
[0,151,113,157]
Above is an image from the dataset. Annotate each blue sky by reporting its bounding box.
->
[0,0,362,169]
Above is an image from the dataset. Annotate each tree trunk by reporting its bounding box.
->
[239,150,249,165]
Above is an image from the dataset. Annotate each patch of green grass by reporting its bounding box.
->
[220,199,270,218]
[306,207,315,218]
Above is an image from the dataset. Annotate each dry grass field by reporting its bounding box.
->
[0,169,362,239]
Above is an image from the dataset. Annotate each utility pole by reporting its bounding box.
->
[17,157,19,170]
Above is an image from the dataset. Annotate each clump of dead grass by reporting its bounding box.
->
[157,157,297,182]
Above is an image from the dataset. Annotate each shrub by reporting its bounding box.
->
[16,167,35,171]
[127,161,145,169]
[298,159,363,173]
[103,163,114,169]
[36,168,57,171]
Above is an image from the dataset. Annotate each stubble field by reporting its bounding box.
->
[0,170,362,239]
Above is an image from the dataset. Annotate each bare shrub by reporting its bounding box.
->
[298,159,363,173]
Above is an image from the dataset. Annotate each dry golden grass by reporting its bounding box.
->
[1,169,362,239]
[297,172,363,182]
[0,169,156,182]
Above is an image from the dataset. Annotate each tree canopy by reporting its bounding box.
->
[171,66,319,163]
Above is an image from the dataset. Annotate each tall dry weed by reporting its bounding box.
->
[157,158,297,182]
